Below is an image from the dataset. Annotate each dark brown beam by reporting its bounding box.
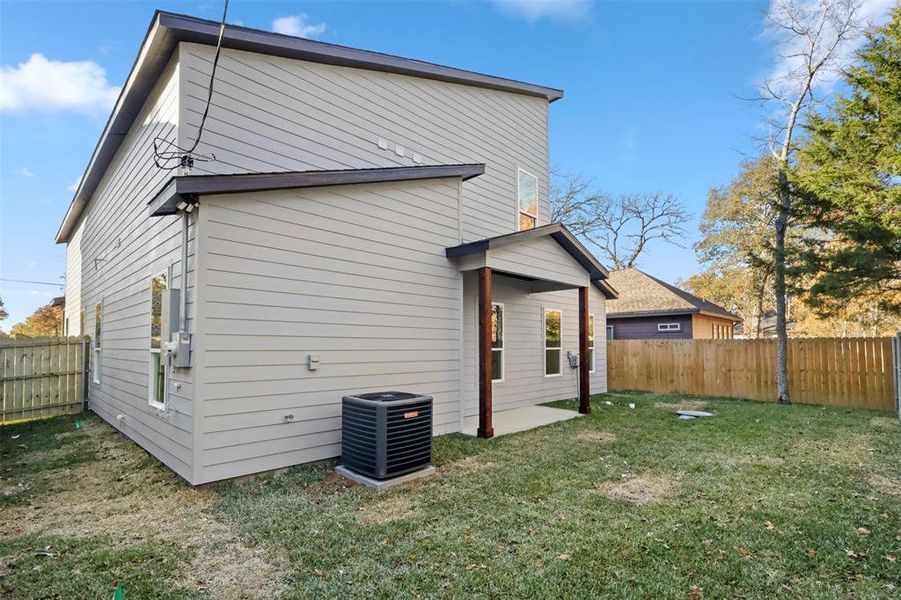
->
[578,286,591,414]
[477,267,494,438]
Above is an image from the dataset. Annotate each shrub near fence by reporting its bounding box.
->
[0,336,89,424]
[607,337,897,412]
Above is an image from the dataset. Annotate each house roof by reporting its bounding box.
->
[605,268,741,322]
[55,11,563,243]
[148,164,485,216]
[445,223,619,299]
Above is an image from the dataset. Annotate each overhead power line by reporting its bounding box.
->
[0,278,65,287]
[153,0,230,171]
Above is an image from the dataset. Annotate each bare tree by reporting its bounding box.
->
[550,171,690,269]
[760,0,863,404]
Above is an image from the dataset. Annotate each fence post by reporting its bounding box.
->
[81,336,88,413]
[893,332,901,420]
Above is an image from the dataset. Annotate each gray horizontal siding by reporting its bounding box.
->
[487,236,589,288]
[179,42,549,244]
[607,314,693,340]
[194,178,464,483]
[65,52,197,483]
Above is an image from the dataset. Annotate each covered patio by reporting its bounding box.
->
[446,223,618,439]
[461,404,585,437]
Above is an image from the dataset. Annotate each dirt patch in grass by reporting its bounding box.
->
[0,418,288,599]
[598,476,677,505]
[869,417,899,431]
[357,494,418,525]
[577,431,617,443]
[655,400,709,412]
[867,474,901,497]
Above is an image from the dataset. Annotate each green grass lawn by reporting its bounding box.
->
[1,392,899,598]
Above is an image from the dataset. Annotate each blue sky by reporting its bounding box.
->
[0,0,889,326]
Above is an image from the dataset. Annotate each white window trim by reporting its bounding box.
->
[588,313,595,373]
[658,322,682,332]
[148,272,168,409]
[544,308,562,378]
[492,302,504,383]
[606,325,614,340]
[148,351,166,409]
[93,302,102,385]
[517,168,539,231]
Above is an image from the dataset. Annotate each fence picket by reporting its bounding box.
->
[0,336,88,424]
[607,337,896,411]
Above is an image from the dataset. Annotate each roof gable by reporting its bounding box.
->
[445,223,618,298]
[605,268,740,321]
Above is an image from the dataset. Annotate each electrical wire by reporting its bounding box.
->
[153,0,229,170]
[0,278,65,287]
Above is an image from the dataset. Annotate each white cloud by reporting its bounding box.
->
[0,53,120,114]
[761,0,894,98]
[15,167,34,177]
[491,0,591,23]
[271,14,326,38]
[67,176,82,192]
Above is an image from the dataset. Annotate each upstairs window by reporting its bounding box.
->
[518,168,538,230]
[492,303,504,382]
[93,303,102,384]
[544,308,562,376]
[149,273,167,408]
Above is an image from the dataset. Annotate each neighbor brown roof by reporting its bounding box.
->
[605,268,741,322]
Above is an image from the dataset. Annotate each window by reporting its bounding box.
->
[606,325,614,340]
[544,308,562,376]
[149,273,167,408]
[517,168,538,230]
[93,303,102,384]
[658,323,681,332]
[588,314,595,373]
[491,303,504,382]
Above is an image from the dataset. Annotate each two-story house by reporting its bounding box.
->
[57,11,617,485]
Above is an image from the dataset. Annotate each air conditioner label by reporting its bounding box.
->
[403,411,419,419]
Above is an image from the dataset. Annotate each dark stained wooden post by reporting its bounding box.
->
[478,267,494,438]
[578,286,591,414]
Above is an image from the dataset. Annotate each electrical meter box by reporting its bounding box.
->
[170,331,191,368]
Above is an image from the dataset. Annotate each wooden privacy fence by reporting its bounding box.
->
[607,337,897,412]
[0,336,89,425]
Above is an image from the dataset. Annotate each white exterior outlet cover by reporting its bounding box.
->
[395,145,405,157]
[412,153,422,164]
[377,138,388,149]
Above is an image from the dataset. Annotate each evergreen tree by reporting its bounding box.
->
[794,7,901,315]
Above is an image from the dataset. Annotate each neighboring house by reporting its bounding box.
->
[605,268,740,340]
[57,11,617,485]
[734,310,795,339]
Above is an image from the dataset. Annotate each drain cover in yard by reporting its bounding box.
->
[677,410,714,418]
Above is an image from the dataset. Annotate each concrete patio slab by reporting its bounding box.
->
[462,405,584,437]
